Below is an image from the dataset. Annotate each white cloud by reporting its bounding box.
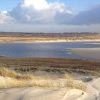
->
[0,11,15,24]
[1,0,100,26]
[0,11,9,24]
[22,0,49,10]
[8,0,72,24]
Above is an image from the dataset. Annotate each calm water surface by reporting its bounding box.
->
[0,42,100,59]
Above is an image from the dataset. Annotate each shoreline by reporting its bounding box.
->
[0,39,100,43]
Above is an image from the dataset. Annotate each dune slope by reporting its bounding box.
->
[0,78,100,100]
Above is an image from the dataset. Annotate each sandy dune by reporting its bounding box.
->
[0,78,100,100]
[0,88,67,100]
[0,67,99,100]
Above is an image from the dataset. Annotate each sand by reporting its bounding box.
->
[0,78,99,100]
[0,63,100,100]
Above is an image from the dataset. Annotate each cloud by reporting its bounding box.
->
[1,0,100,25]
[0,11,15,24]
[8,0,72,24]
[22,0,49,10]
[69,5,100,25]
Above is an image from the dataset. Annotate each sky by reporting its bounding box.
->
[0,0,100,32]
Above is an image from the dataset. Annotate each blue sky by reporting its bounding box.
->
[0,0,100,32]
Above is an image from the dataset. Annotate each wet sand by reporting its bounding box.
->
[71,48,100,61]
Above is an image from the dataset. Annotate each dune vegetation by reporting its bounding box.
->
[0,67,86,91]
[0,57,99,91]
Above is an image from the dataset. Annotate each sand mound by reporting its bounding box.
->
[0,67,100,100]
[92,78,100,90]
[0,78,100,100]
[0,87,98,100]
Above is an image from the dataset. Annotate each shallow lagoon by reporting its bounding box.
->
[0,42,100,60]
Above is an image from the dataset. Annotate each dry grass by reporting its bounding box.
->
[0,67,32,80]
[0,67,86,91]
[64,74,86,91]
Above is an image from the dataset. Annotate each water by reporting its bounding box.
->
[0,42,100,59]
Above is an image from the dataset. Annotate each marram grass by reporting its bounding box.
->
[0,67,86,91]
